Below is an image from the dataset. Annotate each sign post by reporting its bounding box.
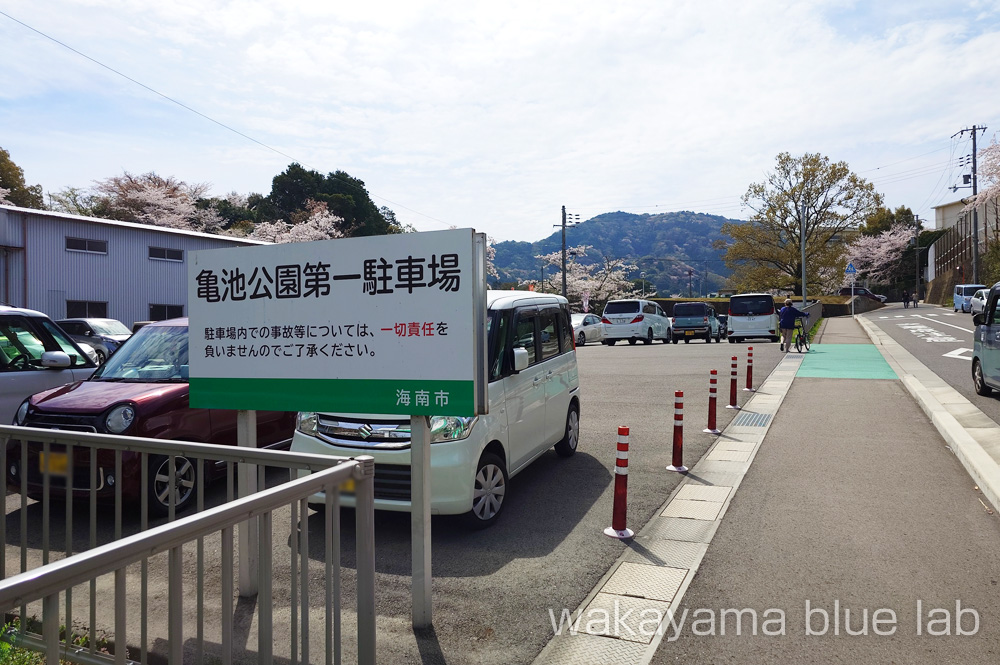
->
[189,228,488,629]
[845,262,857,317]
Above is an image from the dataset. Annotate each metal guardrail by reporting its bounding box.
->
[0,425,376,665]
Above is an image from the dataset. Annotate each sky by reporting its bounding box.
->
[2,0,999,243]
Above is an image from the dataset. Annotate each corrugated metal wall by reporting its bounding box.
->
[0,206,264,328]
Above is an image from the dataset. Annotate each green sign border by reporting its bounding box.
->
[189,377,475,416]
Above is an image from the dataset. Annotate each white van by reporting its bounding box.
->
[291,291,581,528]
[600,298,671,345]
[727,293,780,343]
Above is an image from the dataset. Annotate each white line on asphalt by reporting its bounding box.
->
[943,348,974,360]
[911,314,974,334]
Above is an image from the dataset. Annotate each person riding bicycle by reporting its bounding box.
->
[778,298,809,352]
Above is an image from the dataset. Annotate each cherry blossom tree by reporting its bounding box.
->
[0,187,11,206]
[88,172,223,233]
[245,200,346,243]
[529,245,637,312]
[840,223,914,285]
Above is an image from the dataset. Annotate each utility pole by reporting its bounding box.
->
[952,125,987,283]
[561,206,567,299]
[800,203,807,308]
[914,215,921,301]
[687,269,693,297]
[557,206,580,299]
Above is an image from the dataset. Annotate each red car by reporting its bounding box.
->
[6,319,295,515]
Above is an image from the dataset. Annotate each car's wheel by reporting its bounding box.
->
[96,349,107,364]
[728,337,737,344]
[672,337,678,344]
[463,452,508,529]
[704,330,712,343]
[628,339,637,345]
[554,404,580,457]
[577,332,587,347]
[148,454,197,516]
[715,330,722,343]
[607,340,616,346]
[973,359,993,396]
[684,338,690,344]
[644,329,654,345]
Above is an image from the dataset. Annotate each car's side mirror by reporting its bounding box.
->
[973,313,985,326]
[41,351,72,368]
[512,347,529,372]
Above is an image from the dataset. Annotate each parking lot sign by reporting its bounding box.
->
[188,229,488,417]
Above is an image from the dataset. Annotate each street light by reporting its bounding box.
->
[640,272,646,297]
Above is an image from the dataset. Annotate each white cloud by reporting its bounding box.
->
[1,0,998,240]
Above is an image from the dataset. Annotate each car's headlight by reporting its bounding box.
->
[14,399,29,425]
[297,412,318,436]
[428,416,477,442]
[105,405,135,433]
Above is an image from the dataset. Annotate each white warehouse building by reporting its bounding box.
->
[0,204,265,328]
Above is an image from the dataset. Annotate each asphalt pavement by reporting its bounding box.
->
[536,313,1000,664]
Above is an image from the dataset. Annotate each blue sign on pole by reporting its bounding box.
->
[845,262,857,275]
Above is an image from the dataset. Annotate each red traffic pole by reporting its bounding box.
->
[604,426,635,539]
[727,356,741,410]
[743,346,756,392]
[667,391,688,473]
[704,369,720,434]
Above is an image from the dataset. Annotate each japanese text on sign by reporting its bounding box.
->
[195,253,461,302]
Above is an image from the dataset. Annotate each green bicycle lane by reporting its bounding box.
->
[795,343,898,380]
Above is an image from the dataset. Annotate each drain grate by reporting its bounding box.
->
[732,411,772,427]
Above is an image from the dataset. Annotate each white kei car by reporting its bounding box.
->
[292,291,582,528]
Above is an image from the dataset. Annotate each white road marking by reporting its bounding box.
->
[910,314,974,334]
[943,348,974,360]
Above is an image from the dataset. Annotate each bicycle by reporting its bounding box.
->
[793,316,811,353]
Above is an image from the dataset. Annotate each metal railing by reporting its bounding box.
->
[0,425,376,664]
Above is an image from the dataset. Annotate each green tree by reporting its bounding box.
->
[860,205,916,236]
[267,164,397,237]
[723,152,883,295]
[0,147,44,209]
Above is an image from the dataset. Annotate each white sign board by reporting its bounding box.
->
[187,229,487,416]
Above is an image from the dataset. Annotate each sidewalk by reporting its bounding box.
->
[535,315,1000,664]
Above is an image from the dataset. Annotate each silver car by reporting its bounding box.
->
[571,313,605,346]
[0,306,97,422]
[970,289,989,316]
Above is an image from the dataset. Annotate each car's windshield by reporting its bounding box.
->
[729,296,773,315]
[962,286,983,296]
[58,321,88,336]
[673,303,706,317]
[90,319,132,336]
[93,325,188,382]
[604,301,640,315]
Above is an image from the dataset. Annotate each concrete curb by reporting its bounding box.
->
[856,315,1000,513]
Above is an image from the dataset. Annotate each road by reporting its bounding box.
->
[861,302,1000,422]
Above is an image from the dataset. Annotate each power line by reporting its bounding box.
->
[0,9,453,228]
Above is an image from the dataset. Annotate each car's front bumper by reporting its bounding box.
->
[291,432,482,515]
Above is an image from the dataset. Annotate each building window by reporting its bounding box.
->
[67,301,108,318]
[66,237,108,254]
[150,304,183,321]
[149,247,184,262]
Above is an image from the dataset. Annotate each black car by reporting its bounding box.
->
[56,318,132,364]
[717,314,729,337]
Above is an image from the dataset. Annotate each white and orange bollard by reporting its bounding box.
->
[743,346,756,392]
[726,356,741,410]
[703,369,720,435]
[604,426,635,539]
[667,391,688,473]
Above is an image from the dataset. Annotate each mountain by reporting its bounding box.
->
[492,210,743,296]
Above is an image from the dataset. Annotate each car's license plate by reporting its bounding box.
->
[39,451,68,476]
[685,330,694,336]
